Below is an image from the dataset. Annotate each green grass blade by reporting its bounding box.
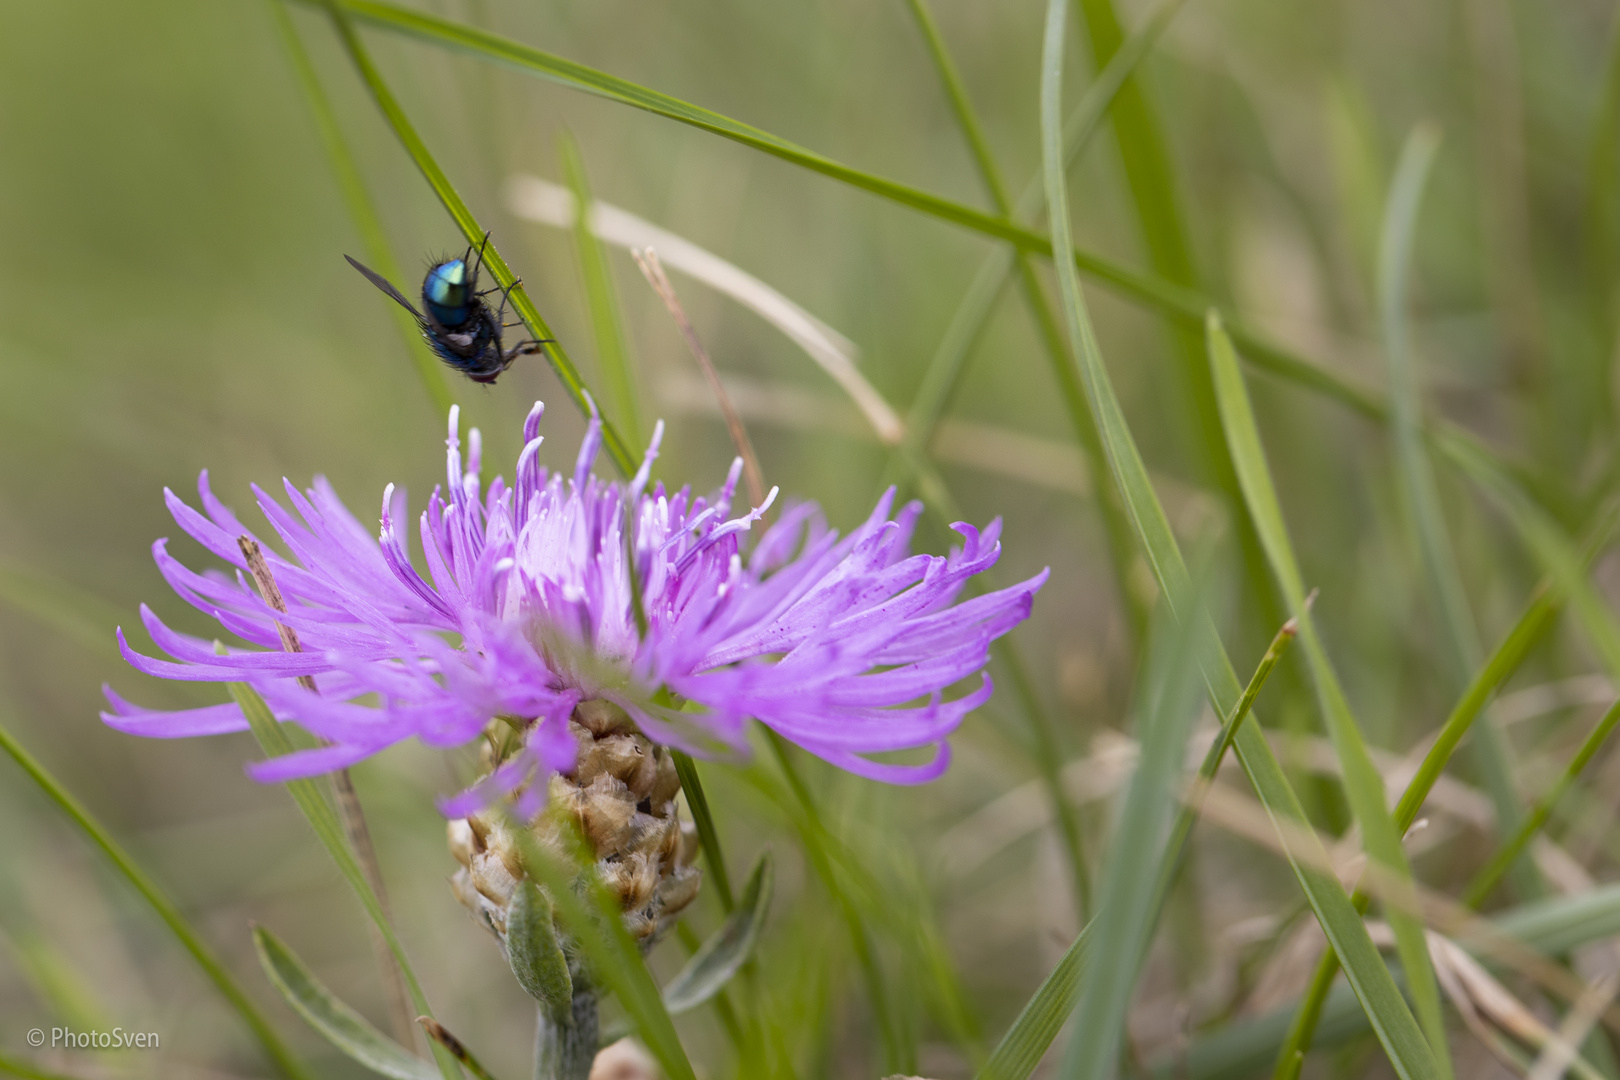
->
[505,815,698,1080]
[1464,696,1620,906]
[0,717,315,1080]
[557,129,642,449]
[670,750,735,912]
[254,926,438,1080]
[977,927,1091,1080]
[1378,125,1533,893]
[317,1,639,476]
[1059,586,1209,1080]
[229,684,460,1080]
[267,0,453,416]
[1039,1,1439,1074]
[1206,315,1451,1077]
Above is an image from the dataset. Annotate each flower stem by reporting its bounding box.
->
[534,988,599,1080]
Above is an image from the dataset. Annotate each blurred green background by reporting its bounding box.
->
[4,0,1620,1077]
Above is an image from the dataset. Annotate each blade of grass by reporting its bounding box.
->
[1206,313,1452,1078]
[558,128,642,449]
[295,0,1544,521]
[1059,578,1209,1080]
[228,683,460,1080]
[268,0,453,416]
[1038,2,1441,1074]
[670,751,734,912]
[0,717,315,1080]
[1378,125,1535,899]
[1464,697,1620,907]
[316,0,639,476]
[504,813,697,1080]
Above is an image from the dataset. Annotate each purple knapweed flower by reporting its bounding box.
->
[106,403,1046,813]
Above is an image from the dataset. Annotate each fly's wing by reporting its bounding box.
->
[345,255,424,319]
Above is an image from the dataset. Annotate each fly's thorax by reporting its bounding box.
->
[449,699,701,950]
[422,258,474,328]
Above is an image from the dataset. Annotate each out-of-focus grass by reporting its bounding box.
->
[6,0,1620,1078]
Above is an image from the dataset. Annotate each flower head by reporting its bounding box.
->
[107,404,1046,811]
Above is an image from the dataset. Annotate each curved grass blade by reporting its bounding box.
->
[229,684,458,1080]
[315,0,638,476]
[0,717,315,1080]
[1059,583,1209,1080]
[253,926,437,1080]
[1205,314,1451,1078]
[504,813,697,1080]
[557,129,641,449]
[1037,2,1440,1074]
[267,0,453,416]
[662,852,773,1015]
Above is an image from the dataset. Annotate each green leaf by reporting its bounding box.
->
[0,716,315,1080]
[1036,1,1441,1075]
[663,852,773,1015]
[507,879,572,1014]
[229,683,460,1080]
[253,926,437,1080]
[1060,584,1209,1080]
[1205,314,1451,1077]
